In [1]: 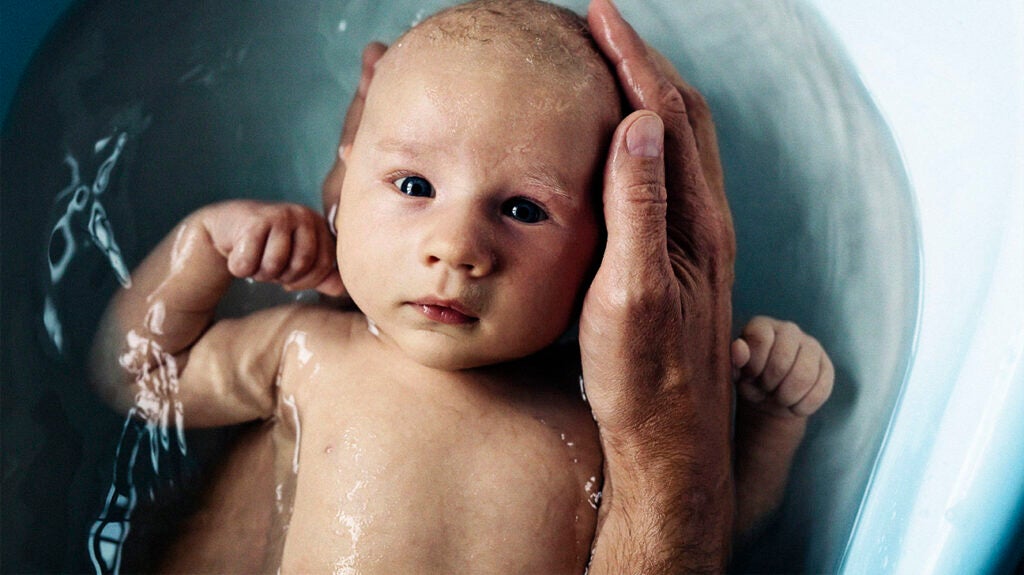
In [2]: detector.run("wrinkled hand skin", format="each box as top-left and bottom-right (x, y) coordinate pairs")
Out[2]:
(580, 0), (737, 572)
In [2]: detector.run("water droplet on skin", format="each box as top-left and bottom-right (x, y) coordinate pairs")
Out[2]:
(281, 394), (301, 474)
(284, 331), (313, 366)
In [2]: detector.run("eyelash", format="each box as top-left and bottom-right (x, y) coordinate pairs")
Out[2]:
(501, 197), (548, 224)
(390, 175), (550, 224)
(394, 175), (434, 198)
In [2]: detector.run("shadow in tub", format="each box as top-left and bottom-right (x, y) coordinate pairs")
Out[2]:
(0, 0), (919, 572)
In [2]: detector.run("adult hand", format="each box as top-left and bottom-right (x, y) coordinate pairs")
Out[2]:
(321, 41), (389, 220)
(580, 0), (737, 572)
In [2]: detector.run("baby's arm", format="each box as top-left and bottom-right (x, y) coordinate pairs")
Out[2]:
(731, 316), (834, 541)
(90, 200), (342, 426)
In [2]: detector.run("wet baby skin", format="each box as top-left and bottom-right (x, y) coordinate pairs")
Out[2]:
(92, 4), (622, 572)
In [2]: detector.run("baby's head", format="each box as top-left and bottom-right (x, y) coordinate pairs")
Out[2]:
(331, 0), (622, 370)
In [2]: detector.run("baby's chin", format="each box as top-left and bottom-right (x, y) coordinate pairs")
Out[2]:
(402, 341), (529, 373)
(392, 330), (560, 373)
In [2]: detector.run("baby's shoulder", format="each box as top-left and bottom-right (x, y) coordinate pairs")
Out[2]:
(261, 302), (368, 348)
(260, 303), (370, 391)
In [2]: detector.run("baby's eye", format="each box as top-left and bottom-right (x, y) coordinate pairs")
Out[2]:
(395, 176), (434, 197)
(501, 197), (548, 224)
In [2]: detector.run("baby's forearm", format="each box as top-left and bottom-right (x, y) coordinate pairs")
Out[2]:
(90, 206), (234, 411)
(733, 404), (806, 541)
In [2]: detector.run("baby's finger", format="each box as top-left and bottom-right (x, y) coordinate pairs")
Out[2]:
(731, 338), (751, 369)
(227, 222), (271, 279)
(257, 224), (294, 281)
(758, 322), (802, 393)
(285, 221), (337, 292)
(279, 222), (318, 285)
(737, 317), (775, 380)
(731, 338), (750, 383)
(773, 341), (822, 407)
(790, 354), (835, 417)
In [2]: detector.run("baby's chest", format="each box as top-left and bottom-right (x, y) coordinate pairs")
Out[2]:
(294, 388), (600, 512)
(281, 379), (601, 572)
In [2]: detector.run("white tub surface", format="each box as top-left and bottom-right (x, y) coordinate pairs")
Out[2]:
(808, 1), (1024, 572)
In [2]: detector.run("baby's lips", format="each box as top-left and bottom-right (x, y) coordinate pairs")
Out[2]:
(410, 297), (480, 325)
(416, 303), (478, 325)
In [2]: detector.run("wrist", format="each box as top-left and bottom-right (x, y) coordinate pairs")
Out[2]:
(592, 473), (733, 574)
(735, 401), (808, 443)
(594, 407), (734, 573)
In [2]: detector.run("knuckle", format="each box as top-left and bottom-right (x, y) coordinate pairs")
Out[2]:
(228, 253), (258, 278)
(290, 251), (314, 271)
(762, 361), (789, 388)
(776, 321), (803, 342)
(793, 377), (832, 416)
(604, 272), (676, 319)
(657, 79), (688, 119)
(789, 357), (819, 388)
(262, 251), (289, 275)
(742, 316), (775, 344)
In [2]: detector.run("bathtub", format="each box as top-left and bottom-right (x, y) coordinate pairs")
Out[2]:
(1, 1), (1021, 572)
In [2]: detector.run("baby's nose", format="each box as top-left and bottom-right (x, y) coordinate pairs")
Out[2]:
(422, 214), (496, 278)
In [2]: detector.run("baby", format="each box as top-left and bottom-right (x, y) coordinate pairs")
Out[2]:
(90, 0), (832, 572)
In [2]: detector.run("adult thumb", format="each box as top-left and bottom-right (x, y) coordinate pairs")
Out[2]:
(601, 111), (671, 279)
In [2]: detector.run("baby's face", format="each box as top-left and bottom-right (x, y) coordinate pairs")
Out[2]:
(334, 39), (616, 370)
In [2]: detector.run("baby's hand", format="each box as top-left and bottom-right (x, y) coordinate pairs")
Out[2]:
(731, 316), (834, 419)
(202, 200), (344, 296)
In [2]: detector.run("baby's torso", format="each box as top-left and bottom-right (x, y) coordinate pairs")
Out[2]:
(162, 310), (602, 574)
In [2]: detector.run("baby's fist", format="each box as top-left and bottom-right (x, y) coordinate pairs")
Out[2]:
(731, 316), (834, 418)
(201, 200), (344, 296)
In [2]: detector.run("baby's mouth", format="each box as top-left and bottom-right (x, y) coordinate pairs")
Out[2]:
(409, 299), (479, 326)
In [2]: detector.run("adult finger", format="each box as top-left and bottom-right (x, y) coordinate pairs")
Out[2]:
(599, 111), (672, 288)
(321, 41), (388, 215)
(644, 45), (726, 203)
(341, 42), (388, 150)
(588, 0), (731, 265)
(588, 0), (701, 191)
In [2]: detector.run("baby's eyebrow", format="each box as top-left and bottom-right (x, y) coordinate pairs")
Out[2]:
(522, 169), (574, 203)
(372, 137), (441, 157)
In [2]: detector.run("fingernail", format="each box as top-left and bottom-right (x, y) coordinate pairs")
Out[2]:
(626, 114), (663, 158)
